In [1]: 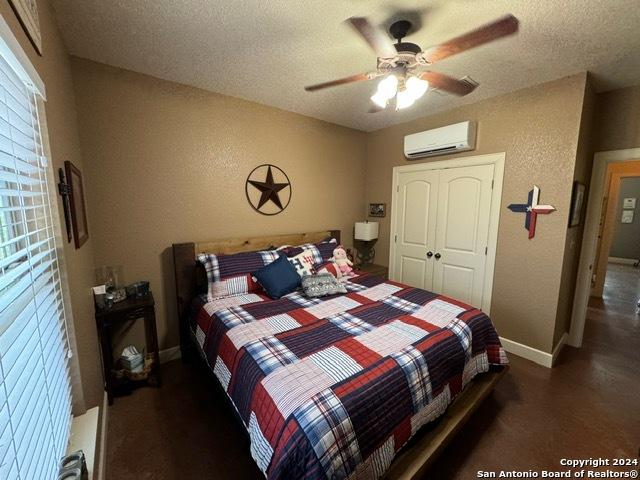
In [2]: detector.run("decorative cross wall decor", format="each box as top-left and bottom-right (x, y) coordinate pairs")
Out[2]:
(507, 185), (556, 239)
(57, 168), (72, 243)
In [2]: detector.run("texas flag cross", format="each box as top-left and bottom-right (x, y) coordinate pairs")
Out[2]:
(507, 185), (556, 239)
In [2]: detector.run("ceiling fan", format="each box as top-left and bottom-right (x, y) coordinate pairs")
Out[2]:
(305, 14), (519, 111)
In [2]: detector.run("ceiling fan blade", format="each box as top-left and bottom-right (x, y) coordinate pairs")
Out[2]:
(305, 72), (376, 92)
(422, 14), (519, 64)
(346, 17), (396, 58)
(418, 71), (477, 96)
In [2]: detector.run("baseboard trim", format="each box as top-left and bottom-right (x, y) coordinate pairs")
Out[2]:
(97, 392), (108, 480)
(551, 332), (568, 366)
(159, 346), (181, 364)
(608, 256), (638, 265)
(499, 336), (553, 368)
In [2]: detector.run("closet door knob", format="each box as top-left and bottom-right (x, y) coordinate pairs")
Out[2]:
(426, 251), (433, 258)
(434, 253), (441, 260)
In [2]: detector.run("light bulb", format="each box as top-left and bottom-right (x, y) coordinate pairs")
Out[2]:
(406, 76), (429, 100)
(377, 75), (398, 99)
(396, 89), (415, 109)
(370, 90), (388, 109)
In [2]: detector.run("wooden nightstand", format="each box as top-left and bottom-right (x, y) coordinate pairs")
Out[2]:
(356, 263), (389, 279)
(95, 292), (161, 404)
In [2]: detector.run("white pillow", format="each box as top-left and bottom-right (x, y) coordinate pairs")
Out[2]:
(287, 251), (316, 278)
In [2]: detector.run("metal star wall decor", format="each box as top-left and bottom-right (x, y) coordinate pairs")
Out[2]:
(245, 164), (292, 215)
(507, 185), (556, 239)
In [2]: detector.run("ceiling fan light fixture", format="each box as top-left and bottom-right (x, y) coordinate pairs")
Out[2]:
(406, 76), (429, 99)
(370, 90), (389, 109)
(376, 75), (398, 100)
(396, 88), (416, 110)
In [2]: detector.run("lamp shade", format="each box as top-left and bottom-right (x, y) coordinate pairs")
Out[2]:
(355, 221), (379, 241)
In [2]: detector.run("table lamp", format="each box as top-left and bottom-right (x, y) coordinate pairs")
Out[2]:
(354, 221), (379, 266)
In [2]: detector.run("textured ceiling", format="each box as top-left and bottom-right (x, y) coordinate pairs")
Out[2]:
(51, 0), (640, 132)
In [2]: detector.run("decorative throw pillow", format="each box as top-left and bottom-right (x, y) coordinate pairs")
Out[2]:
(287, 251), (316, 278)
(301, 273), (348, 298)
(314, 260), (339, 279)
(279, 238), (337, 264)
(197, 249), (280, 300)
(208, 274), (261, 299)
(253, 254), (301, 299)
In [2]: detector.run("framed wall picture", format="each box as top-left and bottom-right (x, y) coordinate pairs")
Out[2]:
(569, 182), (586, 228)
(8, 0), (42, 55)
(368, 203), (386, 218)
(64, 161), (89, 248)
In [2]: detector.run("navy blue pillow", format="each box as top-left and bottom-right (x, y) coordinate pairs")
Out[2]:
(253, 253), (301, 299)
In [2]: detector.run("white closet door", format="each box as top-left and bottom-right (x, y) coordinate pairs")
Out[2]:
(432, 163), (494, 307)
(392, 170), (439, 290)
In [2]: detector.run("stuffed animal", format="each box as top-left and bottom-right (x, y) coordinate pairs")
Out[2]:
(330, 246), (353, 277)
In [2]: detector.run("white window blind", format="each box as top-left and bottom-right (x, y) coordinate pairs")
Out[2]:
(0, 36), (72, 480)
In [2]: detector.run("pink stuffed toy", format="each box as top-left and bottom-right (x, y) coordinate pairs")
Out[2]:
(330, 246), (353, 277)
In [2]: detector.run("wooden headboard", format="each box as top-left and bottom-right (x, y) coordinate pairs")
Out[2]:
(172, 230), (340, 358)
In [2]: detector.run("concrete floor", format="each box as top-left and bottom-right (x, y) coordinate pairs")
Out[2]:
(105, 265), (640, 479)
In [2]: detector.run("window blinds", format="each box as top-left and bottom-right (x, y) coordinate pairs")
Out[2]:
(0, 46), (71, 479)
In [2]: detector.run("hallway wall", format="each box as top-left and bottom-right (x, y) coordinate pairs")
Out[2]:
(594, 85), (640, 152)
(610, 176), (640, 260)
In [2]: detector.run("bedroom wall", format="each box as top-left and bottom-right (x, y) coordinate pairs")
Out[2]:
(365, 73), (589, 354)
(0, 1), (103, 411)
(70, 58), (367, 351)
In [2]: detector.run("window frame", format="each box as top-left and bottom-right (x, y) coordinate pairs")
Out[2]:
(0, 10), (84, 479)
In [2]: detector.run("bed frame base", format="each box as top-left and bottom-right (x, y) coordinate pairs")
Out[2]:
(385, 365), (508, 479)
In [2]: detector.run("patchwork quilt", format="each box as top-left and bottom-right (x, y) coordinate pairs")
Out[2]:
(190, 272), (508, 480)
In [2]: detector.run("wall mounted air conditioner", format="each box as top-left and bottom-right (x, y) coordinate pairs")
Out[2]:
(404, 121), (477, 159)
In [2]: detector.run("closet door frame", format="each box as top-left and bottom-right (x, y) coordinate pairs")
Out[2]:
(389, 152), (505, 314)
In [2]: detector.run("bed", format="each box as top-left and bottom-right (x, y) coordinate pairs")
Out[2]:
(173, 230), (508, 480)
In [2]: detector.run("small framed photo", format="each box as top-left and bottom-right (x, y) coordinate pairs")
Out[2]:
(568, 182), (586, 228)
(369, 203), (386, 218)
(65, 161), (89, 248)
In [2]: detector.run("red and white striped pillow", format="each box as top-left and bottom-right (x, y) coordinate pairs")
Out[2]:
(197, 249), (280, 300)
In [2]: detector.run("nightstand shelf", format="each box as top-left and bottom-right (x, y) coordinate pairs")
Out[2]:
(95, 292), (161, 404)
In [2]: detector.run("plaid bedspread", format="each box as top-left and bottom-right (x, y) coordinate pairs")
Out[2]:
(190, 272), (507, 479)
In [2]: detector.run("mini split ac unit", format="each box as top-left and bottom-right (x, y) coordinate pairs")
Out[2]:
(404, 121), (477, 159)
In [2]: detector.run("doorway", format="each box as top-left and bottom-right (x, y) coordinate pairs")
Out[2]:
(590, 161), (640, 298)
(570, 148), (640, 347)
(388, 152), (504, 314)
